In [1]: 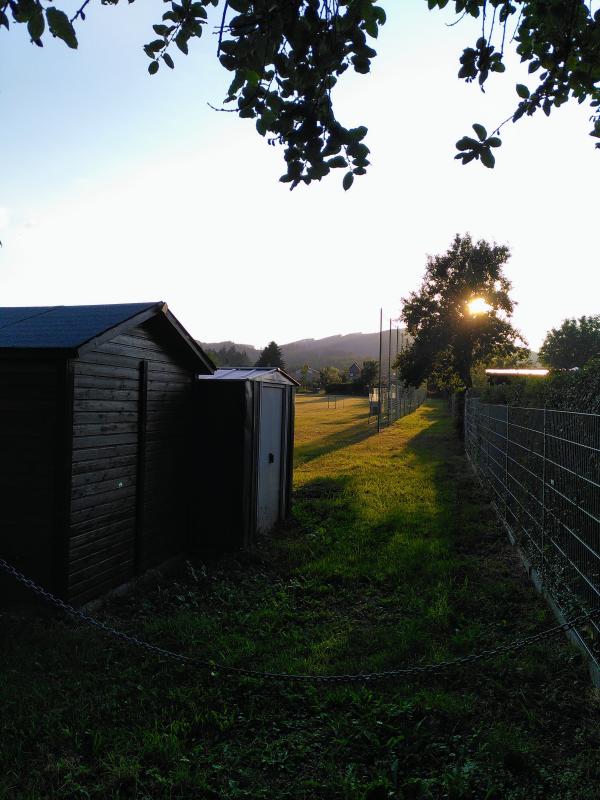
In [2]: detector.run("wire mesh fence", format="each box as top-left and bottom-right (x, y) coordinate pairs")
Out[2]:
(368, 383), (427, 427)
(465, 394), (600, 661)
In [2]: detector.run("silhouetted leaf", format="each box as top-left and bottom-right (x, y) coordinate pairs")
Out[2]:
(46, 7), (77, 48)
(27, 12), (44, 41)
(480, 148), (495, 168)
(472, 123), (487, 141)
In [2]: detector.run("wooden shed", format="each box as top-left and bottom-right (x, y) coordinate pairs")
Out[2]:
(0, 302), (213, 606)
(194, 367), (298, 552)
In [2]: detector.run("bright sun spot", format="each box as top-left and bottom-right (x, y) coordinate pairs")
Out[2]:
(467, 297), (492, 315)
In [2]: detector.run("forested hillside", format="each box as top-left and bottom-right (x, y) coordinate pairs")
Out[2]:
(201, 329), (410, 372)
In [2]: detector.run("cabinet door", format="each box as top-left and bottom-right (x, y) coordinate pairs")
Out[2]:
(257, 385), (285, 533)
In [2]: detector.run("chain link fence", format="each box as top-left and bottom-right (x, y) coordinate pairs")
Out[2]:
(465, 394), (600, 667)
(369, 384), (427, 428)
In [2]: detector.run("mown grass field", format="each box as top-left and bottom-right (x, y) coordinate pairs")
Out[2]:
(1, 397), (600, 799)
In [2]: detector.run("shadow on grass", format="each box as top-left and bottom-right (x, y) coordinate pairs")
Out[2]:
(294, 413), (376, 468)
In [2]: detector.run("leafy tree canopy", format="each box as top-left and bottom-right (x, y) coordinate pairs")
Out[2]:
(255, 340), (285, 368)
(319, 365), (341, 385)
(207, 344), (252, 366)
(397, 233), (525, 389)
(538, 314), (600, 369)
(359, 359), (378, 387)
(436, 0), (600, 169)
(2, 1), (599, 187)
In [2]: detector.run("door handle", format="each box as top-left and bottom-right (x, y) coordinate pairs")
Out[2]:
(268, 452), (275, 464)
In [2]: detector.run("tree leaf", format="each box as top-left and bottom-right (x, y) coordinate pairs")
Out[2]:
(175, 31), (189, 55)
(480, 148), (495, 169)
(46, 7), (77, 49)
(148, 60), (159, 75)
(343, 172), (354, 191)
(27, 13), (45, 41)
(516, 83), (530, 99)
(349, 126), (368, 141)
(472, 123), (487, 141)
(163, 52), (174, 69)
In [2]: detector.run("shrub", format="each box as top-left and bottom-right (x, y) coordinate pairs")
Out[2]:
(324, 382), (368, 396)
(476, 358), (600, 413)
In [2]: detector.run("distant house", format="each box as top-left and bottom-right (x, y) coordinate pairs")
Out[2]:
(348, 362), (361, 380)
(293, 366), (320, 385)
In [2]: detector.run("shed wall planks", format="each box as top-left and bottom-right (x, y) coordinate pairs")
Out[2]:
(67, 319), (195, 603)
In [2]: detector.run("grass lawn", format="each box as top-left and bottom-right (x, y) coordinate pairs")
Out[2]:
(1, 397), (599, 799)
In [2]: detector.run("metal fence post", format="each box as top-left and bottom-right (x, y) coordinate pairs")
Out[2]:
(486, 402), (490, 482)
(505, 404), (509, 521)
(541, 405), (547, 587)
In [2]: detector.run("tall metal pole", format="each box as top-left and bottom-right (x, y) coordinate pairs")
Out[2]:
(396, 326), (400, 419)
(377, 308), (382, 433)
(388, 318), (392, 424)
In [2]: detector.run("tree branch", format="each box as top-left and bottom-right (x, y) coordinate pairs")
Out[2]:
(70, 0), (92, 25)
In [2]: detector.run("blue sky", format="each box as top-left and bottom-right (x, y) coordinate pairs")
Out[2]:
(1, 1), (598, 349)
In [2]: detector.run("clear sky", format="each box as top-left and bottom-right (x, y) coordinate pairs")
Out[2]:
(1, 1), (598, 350)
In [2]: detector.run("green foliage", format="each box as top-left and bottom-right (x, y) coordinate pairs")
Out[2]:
(429, 0), (600, 167)
(326, 360), (379, 396)
(299, 363), (310, 387)
(319, 365), (341, 386)
(397, 233), (525, 389)
(255, 339), (285, 368)
(418, 348), (465, 394)
(539, 314), (600, 369)
(324, 381), (366, 395)
(359, 359), (378, 387)
(480, 357), (600, 413)
(3, 0), (600, 183)
(208, 343), (252, 367)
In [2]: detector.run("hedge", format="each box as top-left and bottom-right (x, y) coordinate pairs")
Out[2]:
(476, 358), (600, 414)
(324, 382), (368, 396)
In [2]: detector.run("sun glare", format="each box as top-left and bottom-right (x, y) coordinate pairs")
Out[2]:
(467, 297), (491, 316)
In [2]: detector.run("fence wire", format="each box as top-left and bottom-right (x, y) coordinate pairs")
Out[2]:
(465, 395), (600, 660)
(369, 384), (427, 428)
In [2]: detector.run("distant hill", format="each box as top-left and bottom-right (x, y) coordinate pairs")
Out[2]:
(200, 330), (410, 372)
(199, 341), (261, 367)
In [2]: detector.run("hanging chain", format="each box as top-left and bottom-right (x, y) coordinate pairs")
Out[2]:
(1, 557), (598, 685)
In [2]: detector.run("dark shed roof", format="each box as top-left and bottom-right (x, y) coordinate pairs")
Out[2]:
(0, 302), (214, 370)
(0, 302), (161, 349)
